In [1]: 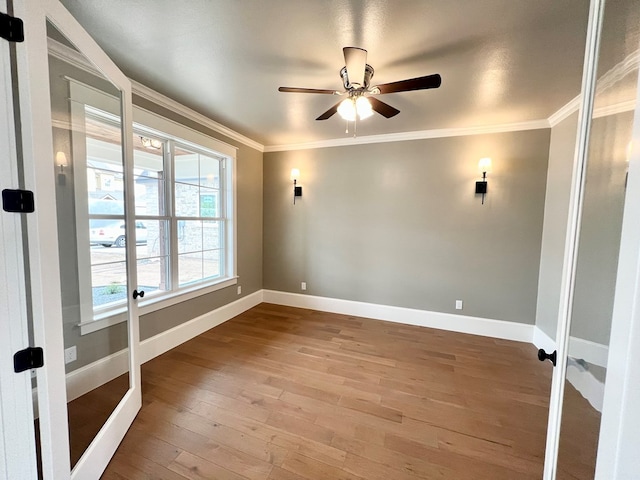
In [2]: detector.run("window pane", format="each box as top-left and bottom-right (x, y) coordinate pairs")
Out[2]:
(91, 261), (127, 308)
(137, 257), (169, 294)
(174, 148), (199, 186)
(203, 221), (221, 250)
(199, 188), (220, 217)
(133, 137), (164, 216)
(136, 220), (168, 259)
(204, 249), (221, 279)
(178, 252), (203, 286)
(200, 156), (220, 188)
(177, 220), (203, 254)
(175, 182), (200, 217)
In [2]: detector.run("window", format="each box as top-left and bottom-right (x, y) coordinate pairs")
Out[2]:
(70, 84), (237, 334)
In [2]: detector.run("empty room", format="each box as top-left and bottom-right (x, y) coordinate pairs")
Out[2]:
(2, 0), (640, 479)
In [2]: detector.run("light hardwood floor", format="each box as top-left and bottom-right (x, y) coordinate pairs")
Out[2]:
(88, 303), (598, 479)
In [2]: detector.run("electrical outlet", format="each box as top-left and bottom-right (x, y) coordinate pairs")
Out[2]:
(301, 282), (307, 291)
(237, 285), (242, 295)
(64, 346), (77, 364)
(455, 300), (463, 310)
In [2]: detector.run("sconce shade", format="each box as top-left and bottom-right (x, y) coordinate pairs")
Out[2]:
(478, 157), (492, 173)
(290, 168), (300, 182)
(56, 151), (68, 167)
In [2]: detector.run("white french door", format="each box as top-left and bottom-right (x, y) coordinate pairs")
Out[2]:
(0, 0), (39, 478)
(7, 0), (142, 478)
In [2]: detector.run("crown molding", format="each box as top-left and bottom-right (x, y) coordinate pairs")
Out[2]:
(263, 119), (551, 153)
(548, 49), (640, 127)
(593, 99), (637, 118)
(548, 95), (581, 127)
(48, 36), (639, 154)
(130, 81), (264, 152)
(47, 38), (265, 152)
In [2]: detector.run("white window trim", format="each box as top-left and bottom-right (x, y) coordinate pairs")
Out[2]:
(68, 79), (238, 336)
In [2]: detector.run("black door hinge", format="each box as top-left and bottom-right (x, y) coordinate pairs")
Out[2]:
(2, 189), (35, 213)
(0, 11), (24, 43)
(14, 347), (44, 373)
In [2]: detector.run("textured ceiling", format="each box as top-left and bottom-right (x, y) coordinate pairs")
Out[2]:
(58, 0), (594, 146)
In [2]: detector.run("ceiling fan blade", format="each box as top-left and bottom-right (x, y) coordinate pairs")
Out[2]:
(343, 47), (367, 88)
(316, 101), (342, 120)
(373, 74), (442, 94)
(279, 87), (339, 94)
(368, 97), (400, 118)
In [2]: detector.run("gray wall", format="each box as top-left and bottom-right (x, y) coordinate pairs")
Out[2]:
(571, 111), (632, 345)
(50, 55), (263, 372)
(535, 112), (579, 340)
(535, 111), (633, 346)
(264, 129), (551, 324)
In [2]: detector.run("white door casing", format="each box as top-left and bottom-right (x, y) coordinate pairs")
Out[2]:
(0, 0), (39, 478)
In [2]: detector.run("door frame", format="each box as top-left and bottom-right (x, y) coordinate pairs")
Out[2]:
(12, 0), (141, 478)
(0, 0), (39, 478)
(542, 0), (606, 477)
(595, 45), (640, 479)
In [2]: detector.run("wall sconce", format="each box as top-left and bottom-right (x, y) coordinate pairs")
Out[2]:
(56, 151), (68, 173)
(290, 168), (302, 204)
(475, 157), (492, 204)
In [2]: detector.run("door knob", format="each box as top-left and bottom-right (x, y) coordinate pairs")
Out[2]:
(132, 289), (145, 300)
(538, 348), (557, 366)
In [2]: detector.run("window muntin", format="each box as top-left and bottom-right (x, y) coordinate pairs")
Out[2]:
(174, 144), (224, 287)
(80, 109), (233, 321)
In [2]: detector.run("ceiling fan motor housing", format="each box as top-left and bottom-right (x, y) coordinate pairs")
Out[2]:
(340, 64), (374, 90)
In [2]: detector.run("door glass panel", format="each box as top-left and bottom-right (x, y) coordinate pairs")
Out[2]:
(556, 1), (640, 477)
(47, 21), (131, 469)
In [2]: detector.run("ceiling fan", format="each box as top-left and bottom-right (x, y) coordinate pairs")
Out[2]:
(279, 47), (441, 122)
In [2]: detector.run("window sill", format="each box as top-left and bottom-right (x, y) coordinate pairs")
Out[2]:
(78, 276), (238, 335)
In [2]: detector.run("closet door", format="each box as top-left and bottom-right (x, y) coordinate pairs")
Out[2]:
(13, 1), (141, 478)
(543, 0), (640, 477)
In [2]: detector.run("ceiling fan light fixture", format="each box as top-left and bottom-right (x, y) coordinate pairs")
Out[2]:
(338, 98), (357, 121)
(356, 96), (373, 119)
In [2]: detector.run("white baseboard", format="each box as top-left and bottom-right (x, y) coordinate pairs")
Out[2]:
(55, 290), (609, 416)
(569, 336), (608, 368)
(566, 359), (605, 412)
(263, 290), (534, 343)
(533, 326), (556, 352)
(532, 326), (609, 368)
(36, 290), (263, 413)
(139, 289), (263, 363)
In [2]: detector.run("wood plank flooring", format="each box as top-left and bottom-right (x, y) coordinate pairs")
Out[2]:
(89, 303), (597, 479)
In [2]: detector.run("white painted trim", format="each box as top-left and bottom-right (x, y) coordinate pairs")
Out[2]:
(39, 290), (263, 410)
(532, 327), (608, 368)
(139, 289), (262, 363)
(131, 81), (264, 152)
(566, 359), (604, 412)
(0, 0), (39, 473)
(263, 290), (534, 343)
(548, 49), (640, 127)
(593, 99), (637, 119)
(595, 41), (640, 480)
(533, 326), (556, 353)
(549, 95), (582, 127)
(47, 37), (265, 153)
(263, 120), (551, 153)
(543, 0), (605, 477)
(569, 336), (608, 368)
